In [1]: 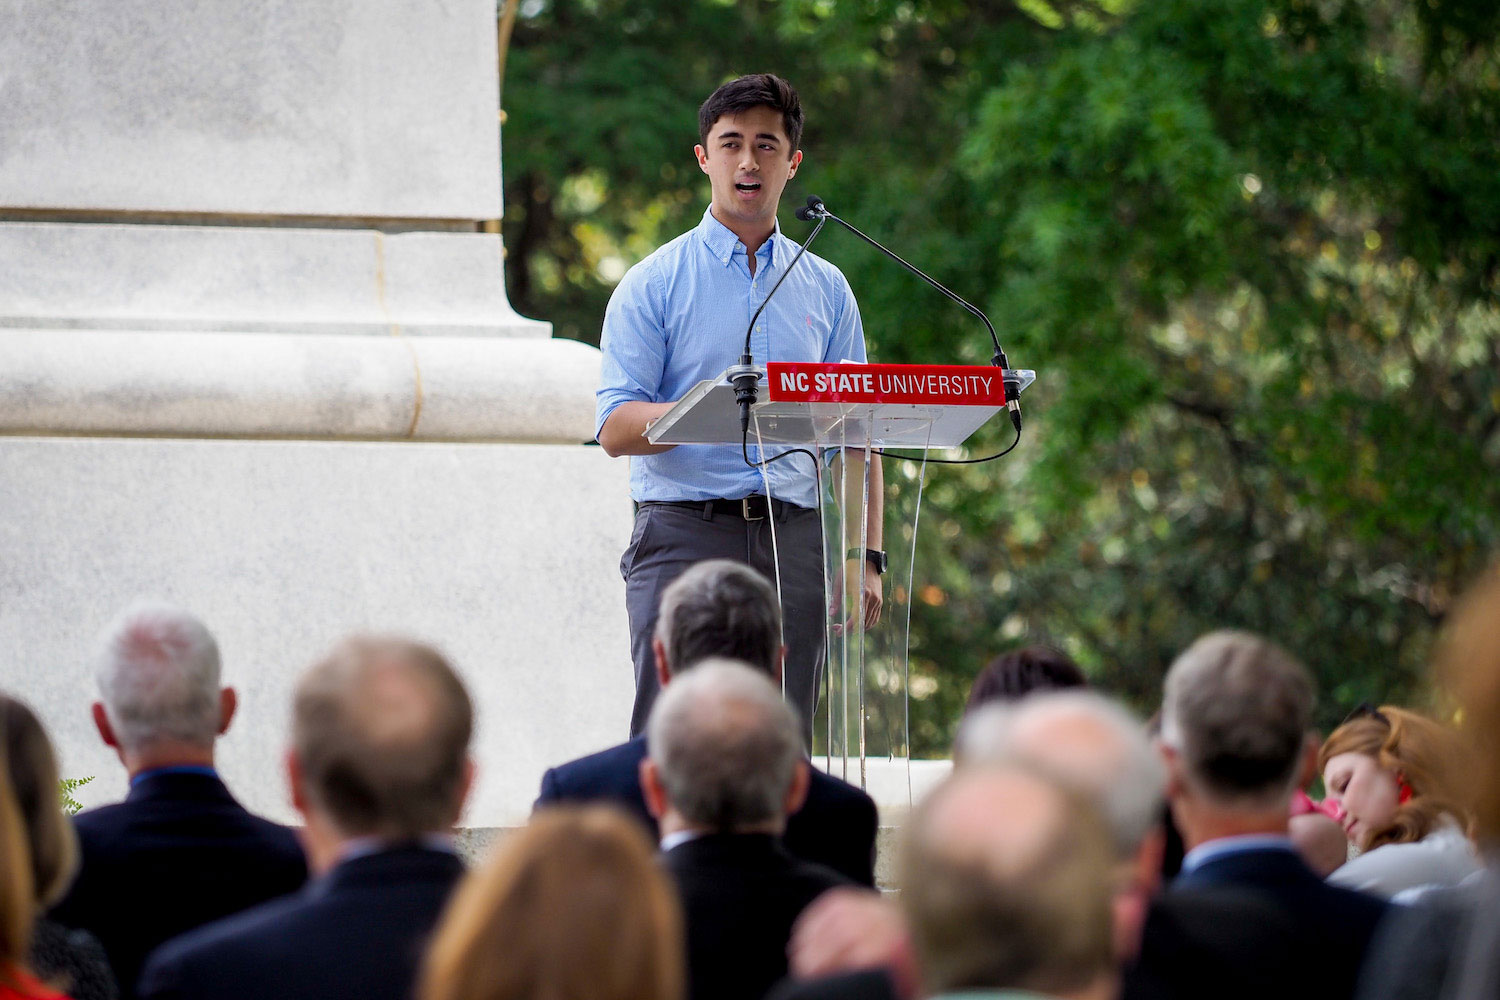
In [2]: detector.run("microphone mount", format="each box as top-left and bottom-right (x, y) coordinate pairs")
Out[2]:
(805, 199), (1023, 433)
(734, 206), (830, 435)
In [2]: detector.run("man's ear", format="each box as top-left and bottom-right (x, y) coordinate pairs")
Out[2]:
(787, 148), (802, 178)
(783, 759), (811, 818)
(694, 144), (709, 173)
(217, 687), (238, 735)
(1156, 740), (1184, 800)
(91, 702), (118, 749)
(640, 757), (668, 821)
(287, 749), (309, 818)
(653, 637), (672, 689)
(451, 757), (476, 826)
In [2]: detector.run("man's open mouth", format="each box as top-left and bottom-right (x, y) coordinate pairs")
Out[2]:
(735, 181), (762, 192)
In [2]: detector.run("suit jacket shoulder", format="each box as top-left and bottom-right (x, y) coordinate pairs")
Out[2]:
(665, 835), (854, 1000)
(1354, 880), (1480, 1000)
(537, 742), (880, 886)
(788, 769), (878, 887)
(534, 736), (656, 834)
(49, 773), (307, 1000)
(1167, 847), (1387, 999)
(138, 847), (465, 1000)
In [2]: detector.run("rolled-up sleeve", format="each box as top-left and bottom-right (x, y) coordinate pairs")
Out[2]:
(595, 260), (667, 439)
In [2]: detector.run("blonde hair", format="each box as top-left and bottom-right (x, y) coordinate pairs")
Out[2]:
(1, 695), (78, 909)
(0, 723), (37, 986)
(419, 806), (684, 1000)
(1318, 705), (1473, 850)
(1437, 565), (1500, 843)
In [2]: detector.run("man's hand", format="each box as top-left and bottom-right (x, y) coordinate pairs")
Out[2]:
(830, 557), (882, 635)
(787, 889), (917, 998)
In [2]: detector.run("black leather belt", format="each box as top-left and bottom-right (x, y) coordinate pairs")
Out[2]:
(644, 496), (807, 521)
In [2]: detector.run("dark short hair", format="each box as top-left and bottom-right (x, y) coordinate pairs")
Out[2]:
(655, 560), (781, 675)
(965, 646), (1087, 713)
(698, 74), (803, 154)
(294, 636), (473, 839)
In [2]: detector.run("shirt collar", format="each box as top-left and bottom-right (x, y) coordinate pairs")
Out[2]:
(129, 764), (218, 787)
(1180, 833), (1296, 874)
(660, 829), (704, 853)
(697, 206), (785, 269)
(336, 833), (458, 864)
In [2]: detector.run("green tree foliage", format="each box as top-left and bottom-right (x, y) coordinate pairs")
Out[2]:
(502, 0), (1500, 754)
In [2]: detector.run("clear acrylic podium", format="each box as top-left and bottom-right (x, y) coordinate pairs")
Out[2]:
(648, 361), (1035, 793)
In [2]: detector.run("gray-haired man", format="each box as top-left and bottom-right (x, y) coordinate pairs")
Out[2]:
(537, 559), (878, 885)
(49, 602), (307, 1000)
(643, 659), (854, 1000)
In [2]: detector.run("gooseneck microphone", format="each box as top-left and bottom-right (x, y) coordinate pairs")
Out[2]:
(729, 202), (830, 438)
(796, 196), (1023, 434)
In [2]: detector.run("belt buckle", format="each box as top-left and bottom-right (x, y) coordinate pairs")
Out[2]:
(742, 497), (766, 521)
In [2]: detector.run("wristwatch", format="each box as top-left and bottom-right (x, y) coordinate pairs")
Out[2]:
(845, 547), (888, 575)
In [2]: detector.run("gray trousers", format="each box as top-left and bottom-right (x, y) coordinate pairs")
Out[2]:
(622, 501), (827, 746)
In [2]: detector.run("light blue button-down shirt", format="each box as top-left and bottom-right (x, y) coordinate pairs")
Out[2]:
(596, 207), (867, 509)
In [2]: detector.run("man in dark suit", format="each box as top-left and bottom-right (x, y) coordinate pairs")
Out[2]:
(1157, 631), (1388, 999)
(775, 687), (1353, 1000)
(537, 559), (878, 885)
(48, 602), (308, 999)
(136, 635), (474, 1000)
(644, 659), (854, 1000)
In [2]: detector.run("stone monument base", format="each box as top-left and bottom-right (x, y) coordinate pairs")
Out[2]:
(0, 435), (634, 827)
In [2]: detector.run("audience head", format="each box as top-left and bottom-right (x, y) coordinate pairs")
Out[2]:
(1160, 630), (1316, 811)
(956, 692), (1165, 861)
(1288, 810), (1351, 878)
(1439, 564), (1500, 844)
(93, 601), (232, 758)
(653, 560), (782, 680)
(902, 765), (1116, 998)
(291, 635), (474, 841)
(419, 806), (683, 1000)
(965, 646), (1087, 714)
(1318, 705), (1472, 851)
(643, 659), (805, 834)
(0, 695), (77, 910)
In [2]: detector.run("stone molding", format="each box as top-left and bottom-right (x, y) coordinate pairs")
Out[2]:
(0, 329), (601, 443)
(0, 223), (547, 339)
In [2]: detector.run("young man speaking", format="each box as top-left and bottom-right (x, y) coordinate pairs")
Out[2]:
(595, 74), (883, 744)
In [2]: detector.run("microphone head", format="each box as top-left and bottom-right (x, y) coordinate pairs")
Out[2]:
(794, 206), (815, 221)
(805, 194), (823, 209)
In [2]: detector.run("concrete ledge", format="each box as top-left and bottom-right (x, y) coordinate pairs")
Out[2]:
(0, 223), (547, 338)
(0, 329), (600, 442)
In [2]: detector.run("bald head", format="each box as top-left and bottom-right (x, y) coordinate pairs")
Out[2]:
(293, 636), (473, 839)
(955, 692), (1165, 858)
(903, 766), (1116, 996)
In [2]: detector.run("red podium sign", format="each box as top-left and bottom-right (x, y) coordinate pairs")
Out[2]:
(766, 362), (1007, 406)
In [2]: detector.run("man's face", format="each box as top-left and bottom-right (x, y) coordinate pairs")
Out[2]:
(695, 106), (802, 237)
